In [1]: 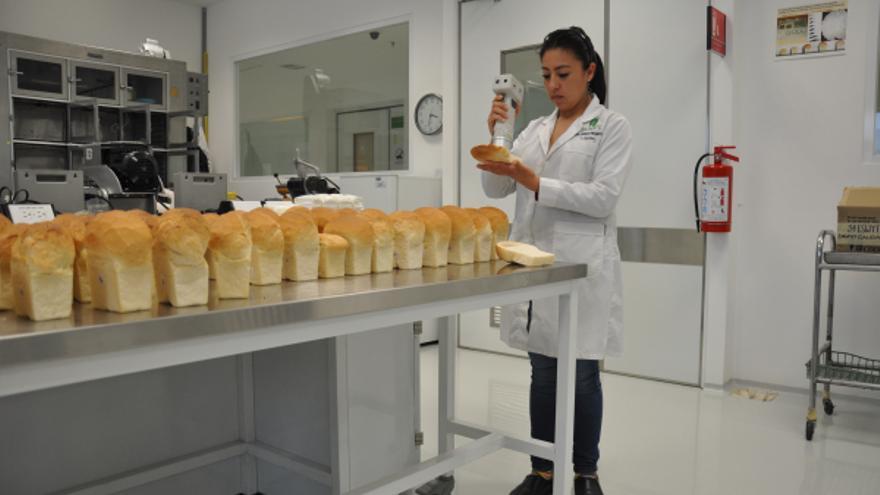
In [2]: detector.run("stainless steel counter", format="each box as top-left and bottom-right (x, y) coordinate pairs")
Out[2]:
(0, 261), (585, 370)
(0, 261), (587, 495)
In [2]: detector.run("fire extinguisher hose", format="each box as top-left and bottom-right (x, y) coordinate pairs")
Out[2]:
(693, 153), (712, 233)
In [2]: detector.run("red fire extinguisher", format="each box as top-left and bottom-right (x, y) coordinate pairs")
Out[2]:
(693, 146), (739, 233)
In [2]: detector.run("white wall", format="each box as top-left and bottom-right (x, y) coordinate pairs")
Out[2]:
(703, 0), (738, 389)
(207, 0), (444, 182)
(730, 0), (880, 390)
(0, 0), (202, 71)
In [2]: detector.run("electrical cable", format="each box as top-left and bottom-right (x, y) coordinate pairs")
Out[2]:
(324, 176), (340, 193)
(693, 153), (712, 233)
(0, 186), (32, 205)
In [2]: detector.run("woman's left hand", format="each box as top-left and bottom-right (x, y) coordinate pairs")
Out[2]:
(477, 158), (540, 192)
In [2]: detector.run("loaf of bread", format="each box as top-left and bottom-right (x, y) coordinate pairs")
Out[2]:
(153, 213), (210, 307)
(249, 207), (280, 220)
(208, 212), (252, 299)
(388, 211), (425, 270)
(86, 211), (154, 313)
(318, 233), (348, 278)
(127, 208), (159, 231)
(465, 208), (493, 262)
(414, 207), (451, 268)
(246, 210), (284, 285)
(470, 144), (519, 164)
(496, 241), (555, 267)
(279, 212), (319, 281)
(308, 207), (340, 233)
(0, 224), (27, 310)
(358, 212), (393, 273)
(359, 208), (388, 222)
(440, 206), (476, 265)
(202, 212), (220, 225)
(324, 216), (374, 275)
(164, 207), (201, 219)
(478, 206), (510, 260)
(11, 223), (75, 321)
(202, 213), (220, 279)
(53, 214), (92, 303)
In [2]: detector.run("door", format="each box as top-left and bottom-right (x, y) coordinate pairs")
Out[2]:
(457, 0), (605, 357)
(121, 69), (167, 111)
(457, 0), (709, 385)
(353, 132), (374, 172)
(70, 61), (119, 105)
(601, 0), (707, 385)
(10, 51), (68, 100)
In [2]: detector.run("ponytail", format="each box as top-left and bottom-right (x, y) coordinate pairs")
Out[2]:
(540, 26), (607, 105)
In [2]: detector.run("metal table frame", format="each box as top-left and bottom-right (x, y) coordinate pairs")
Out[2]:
(806, 231), (880, 441)
(0, 262), (585, 495)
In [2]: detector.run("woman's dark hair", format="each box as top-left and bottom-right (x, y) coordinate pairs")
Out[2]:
(540, 26), (607, 105)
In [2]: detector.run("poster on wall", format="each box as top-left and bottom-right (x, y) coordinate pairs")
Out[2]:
(775, 1), (847, 59)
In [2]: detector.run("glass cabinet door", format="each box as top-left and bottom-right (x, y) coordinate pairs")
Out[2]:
(121, 69), (167, 110)
(71, 62), (119, 104)
(10, 51), (68, 100)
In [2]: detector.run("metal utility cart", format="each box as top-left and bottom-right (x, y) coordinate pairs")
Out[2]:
(805, 231), (880, 440)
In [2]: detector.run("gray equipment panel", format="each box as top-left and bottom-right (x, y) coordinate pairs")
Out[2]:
(187, 71), (209, 116)
(15, 168), (84, 212)
(1, 30), (191, 191)
(173, 172), (227, 212)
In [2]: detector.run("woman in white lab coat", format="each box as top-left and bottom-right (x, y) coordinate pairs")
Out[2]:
(480, 27), (632, 495)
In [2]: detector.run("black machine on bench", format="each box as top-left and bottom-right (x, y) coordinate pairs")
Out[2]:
(83, 147), (163, 213)
(83, 146), (226, 214)
(285, 148), (340, 197)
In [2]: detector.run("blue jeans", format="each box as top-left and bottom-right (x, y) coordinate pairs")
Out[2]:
(528, 352), (602, 475)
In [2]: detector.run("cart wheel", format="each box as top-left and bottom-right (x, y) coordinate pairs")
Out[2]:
(806, 420), (816, 441)
(823, 398), (835, 416)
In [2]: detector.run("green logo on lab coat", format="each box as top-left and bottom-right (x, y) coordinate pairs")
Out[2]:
(587, 117), (599, 130)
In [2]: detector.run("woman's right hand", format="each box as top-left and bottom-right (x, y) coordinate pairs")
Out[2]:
(487, 95), (518, 137)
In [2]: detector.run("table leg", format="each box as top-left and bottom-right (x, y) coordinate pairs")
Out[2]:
(415, 316), (458, 495)
(553, 291), (578, 495)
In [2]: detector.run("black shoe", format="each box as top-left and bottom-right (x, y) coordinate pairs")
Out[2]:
(573, 475), (603, 495)
(509, 473), (553, 495)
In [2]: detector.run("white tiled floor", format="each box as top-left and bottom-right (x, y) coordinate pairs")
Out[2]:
(418, 346), (880, 495)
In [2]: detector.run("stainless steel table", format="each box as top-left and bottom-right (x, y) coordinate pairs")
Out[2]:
(0, 261), (586, 495)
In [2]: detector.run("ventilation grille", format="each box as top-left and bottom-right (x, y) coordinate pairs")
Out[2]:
(489, 306), (502, 328)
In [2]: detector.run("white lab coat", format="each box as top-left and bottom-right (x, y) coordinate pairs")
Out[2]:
(482, 95), (632, 360)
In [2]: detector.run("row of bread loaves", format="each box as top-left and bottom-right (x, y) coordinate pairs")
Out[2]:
(0, 205), (513, 321)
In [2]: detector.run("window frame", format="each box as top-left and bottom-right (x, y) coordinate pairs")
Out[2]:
(232, 16), (413, 179)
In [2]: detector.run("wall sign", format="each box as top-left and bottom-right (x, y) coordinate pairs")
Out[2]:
(776, 1), (847, 59)
(708, 6), (727, 56)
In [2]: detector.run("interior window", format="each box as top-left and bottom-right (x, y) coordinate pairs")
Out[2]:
(237, 23), (409, 176)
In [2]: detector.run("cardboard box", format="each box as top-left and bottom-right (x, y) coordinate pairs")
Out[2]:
(837, 187), (880, 252)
